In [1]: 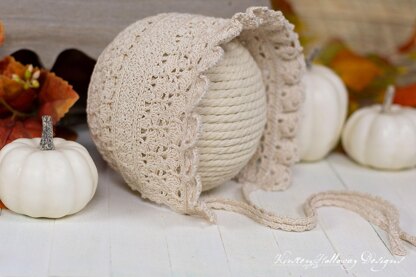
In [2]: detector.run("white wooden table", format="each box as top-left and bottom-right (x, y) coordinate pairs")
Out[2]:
(0, 125), (415, 277)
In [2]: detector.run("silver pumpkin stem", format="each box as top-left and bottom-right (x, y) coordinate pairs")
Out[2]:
(40, 115), (55, 150)
(382, 85), (395, 113)
(306, 47), (320, 69)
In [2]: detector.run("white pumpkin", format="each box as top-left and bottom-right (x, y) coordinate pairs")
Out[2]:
(0, 116), (98, 218)
(298, 63), (348, 161)
(342, 86), (416, 170)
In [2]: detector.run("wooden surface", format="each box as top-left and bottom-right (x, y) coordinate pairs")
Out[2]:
(0, 125), (415, 277)
(0, 0), (269, 68)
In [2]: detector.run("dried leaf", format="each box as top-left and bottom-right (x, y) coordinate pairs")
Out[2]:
(0, 75), (26, 101)
(0, 57), (40, 116)
(0, 56), (26, 79)
(0, 117), (42, 148)
(37, 71), (79, 123)
(398, 24), (416, 54)
(318, 40), (399, 115)
(0, 55), (78, 148)
(0, 21), (4, 46)
(394, 83), (416, 107)
(330, 48), (382, 92)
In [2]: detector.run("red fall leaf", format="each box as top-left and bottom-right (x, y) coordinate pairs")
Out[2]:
(0, 117), (42, 148)
(394, 83), (416, 107)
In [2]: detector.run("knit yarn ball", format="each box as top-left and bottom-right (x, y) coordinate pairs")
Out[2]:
(196, 39), (266, 190)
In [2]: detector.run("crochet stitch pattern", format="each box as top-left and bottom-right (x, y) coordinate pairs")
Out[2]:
(88, 7), (416, 255)
(87, 7), (303, 220)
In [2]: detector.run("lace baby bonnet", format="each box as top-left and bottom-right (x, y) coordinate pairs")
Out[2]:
(87, 7), (415, 255)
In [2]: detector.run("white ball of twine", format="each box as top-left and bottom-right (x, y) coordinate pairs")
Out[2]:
(196, 39), (267, 190)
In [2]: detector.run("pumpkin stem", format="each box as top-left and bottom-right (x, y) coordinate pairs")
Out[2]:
(382, 85), (395, 113)
(306, 48), (320, 69)
(40, 115), (55, 150)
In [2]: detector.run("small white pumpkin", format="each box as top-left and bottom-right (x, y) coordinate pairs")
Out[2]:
(0, 116), (98, 218)
(298, 52), (348, 161)
(342, 86), (416, 170)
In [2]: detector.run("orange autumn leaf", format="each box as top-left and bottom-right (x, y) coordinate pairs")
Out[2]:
(318, 40), (398, 115)
(0, 56), (78, 148)
(38, 71), (79, 123)
(0, 74), (28, 99)
(398, 24), (416, 54)
(0, 56), (27, 79)
(0, 57), (39, 115)
(330, 49), (382, 92)
(0, 21), (4, 46)
(394, 83), (416, 107)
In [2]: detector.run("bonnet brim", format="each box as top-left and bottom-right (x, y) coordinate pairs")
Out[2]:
(87, 7), (416, 256)
(173, 7), (305, 221)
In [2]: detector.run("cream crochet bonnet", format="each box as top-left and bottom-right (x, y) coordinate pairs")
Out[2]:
(87, 7), (416, 255)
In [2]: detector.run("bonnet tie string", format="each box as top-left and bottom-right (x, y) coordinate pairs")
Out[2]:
(205, 183), (416, 256)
